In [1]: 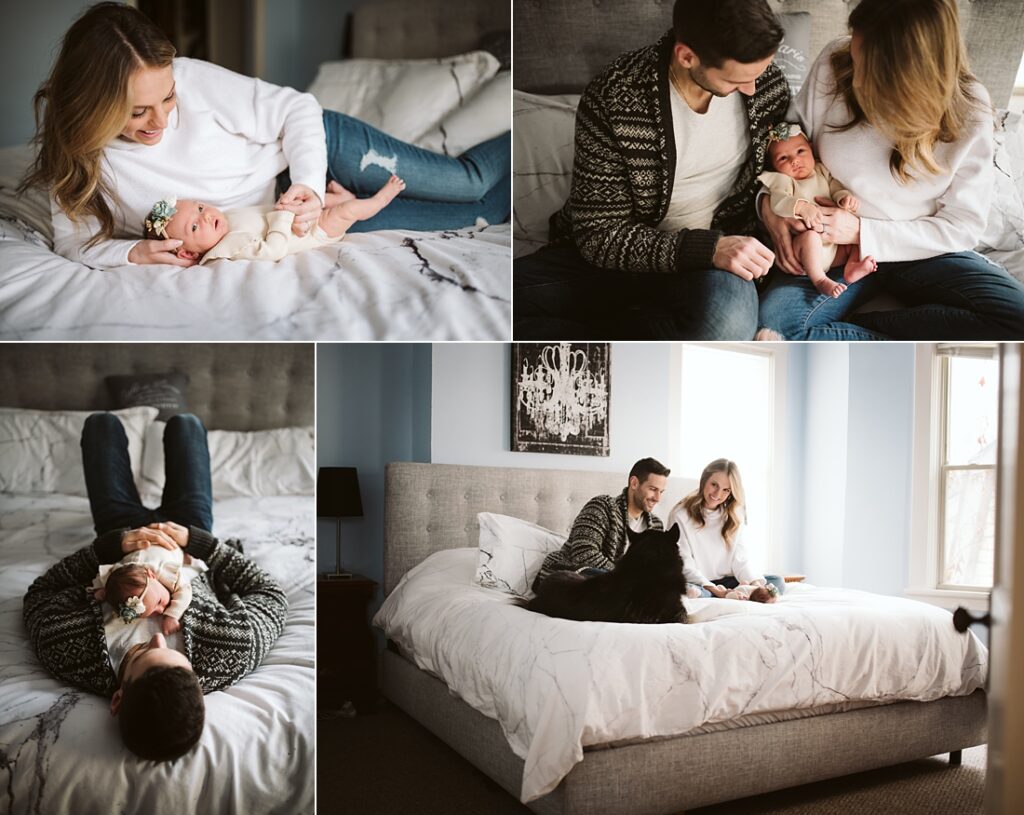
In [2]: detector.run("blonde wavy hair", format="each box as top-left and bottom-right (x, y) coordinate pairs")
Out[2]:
(673, 459), (746, 548)
(19, 2), (176, 248)
(828, 0), (985, 184)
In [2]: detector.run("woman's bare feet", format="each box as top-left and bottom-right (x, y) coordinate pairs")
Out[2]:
(843, 254), (878, 284)
(813, 276), (847, 298)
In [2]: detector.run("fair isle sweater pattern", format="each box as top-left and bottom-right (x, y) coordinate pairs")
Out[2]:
(23, 527), (288, 696)
(549, 31), (791, 274)
(536, 488), (665, 585)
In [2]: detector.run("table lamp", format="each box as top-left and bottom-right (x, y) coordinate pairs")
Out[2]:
(318, 466), (363, 579)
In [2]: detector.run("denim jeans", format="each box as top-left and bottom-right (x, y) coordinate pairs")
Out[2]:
(514, 242), (760, 340)
(758, 251), (1024, 340)
(81, 413), (213, 536)
(279, 111), (511, 231)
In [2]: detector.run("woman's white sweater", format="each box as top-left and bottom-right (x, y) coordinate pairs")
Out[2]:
(793, 37), (993, 262)
(51, 58), (327, 269)
(666, 505), (762, 586)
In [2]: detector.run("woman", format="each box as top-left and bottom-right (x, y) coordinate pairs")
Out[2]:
(20, 2), (510, 269)
(666, 459), (782, 597)
(757, 0), (1024, 340)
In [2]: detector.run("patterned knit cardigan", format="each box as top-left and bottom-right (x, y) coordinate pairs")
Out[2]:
(23, 527), (288, 696)
(535, 488), (665, 586)
(549, 30), (791, 274)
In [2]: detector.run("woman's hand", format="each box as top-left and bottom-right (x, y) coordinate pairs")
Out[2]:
(760, 196), (805, 276)
(815, 196), (861, 245)
(146, 521), (190, 549)
(121, 526), (180, 553)
(712, 235), (775, 281)
(706, 584), (729, 598)
(128, 239), (197, 267)
(275, 183), (323, 237)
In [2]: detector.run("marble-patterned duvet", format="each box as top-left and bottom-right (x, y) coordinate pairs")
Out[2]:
(374, 548), (988, 803)
(0, 492), (314, 815)
(0, 217), (510, 340)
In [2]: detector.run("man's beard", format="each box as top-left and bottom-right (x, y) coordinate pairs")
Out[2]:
(689, 64), (731, 98)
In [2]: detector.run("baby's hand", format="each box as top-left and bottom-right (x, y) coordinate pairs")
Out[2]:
(161, 616), (181, 635)
(837, 195), (860, 213)
(794, 200), (823, 231)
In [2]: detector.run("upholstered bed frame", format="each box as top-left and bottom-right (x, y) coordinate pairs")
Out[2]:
(514, 0), (1024, 108)
(350, 0), (508, 60)
(380, 461), (987, 814)
(0, 343), (314, 430)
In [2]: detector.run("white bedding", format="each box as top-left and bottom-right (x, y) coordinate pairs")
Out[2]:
(0, 492), (314, 815)
(374, 548), (988, 803)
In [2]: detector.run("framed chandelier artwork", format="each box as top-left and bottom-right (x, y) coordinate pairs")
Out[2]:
(511, 343), (610, 456)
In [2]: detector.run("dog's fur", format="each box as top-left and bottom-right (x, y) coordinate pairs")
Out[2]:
(523, 525), (687, 624)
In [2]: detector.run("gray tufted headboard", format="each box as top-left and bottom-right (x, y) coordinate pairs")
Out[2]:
(513, 0), (1024, 107)
(0, 343), (314, 431)
(382, 461), (697, 596)
(350, 0), (509, 60)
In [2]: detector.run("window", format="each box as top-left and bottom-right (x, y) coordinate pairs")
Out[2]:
(909, 344), (997, 608)
(670, 344), (784, 571)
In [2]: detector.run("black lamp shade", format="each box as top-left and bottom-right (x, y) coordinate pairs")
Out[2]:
(317, 467), (363, 518)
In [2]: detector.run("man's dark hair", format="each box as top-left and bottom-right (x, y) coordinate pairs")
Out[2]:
(118, 666), (205, 761)
(672, 0), (784, 68)
(629, 458), (671, 484)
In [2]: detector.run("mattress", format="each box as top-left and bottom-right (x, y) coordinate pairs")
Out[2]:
(373, 548), (988, 803)
(0, 492), (315, 815)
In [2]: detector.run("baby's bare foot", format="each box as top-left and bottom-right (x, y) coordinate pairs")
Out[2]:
(844, 255), (878, 284)
(814, 277), (847, 299)
(375, 175), (406, 206)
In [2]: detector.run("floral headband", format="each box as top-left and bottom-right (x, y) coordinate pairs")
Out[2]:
(765, 583), (780, 597)
(118, 593), (145, 623)
(144, 197), (178, 238)
(766, 122), (806, 144)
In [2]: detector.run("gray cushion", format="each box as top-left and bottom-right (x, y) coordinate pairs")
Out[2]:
(776, 12), (812, 96)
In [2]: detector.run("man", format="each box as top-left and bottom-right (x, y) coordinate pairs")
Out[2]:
(534, 457), (671, 587)
(22, 413), (287, 761)
(515, 0), (790, 340)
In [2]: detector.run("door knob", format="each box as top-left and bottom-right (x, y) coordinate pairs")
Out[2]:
(952, 606), (991, 633)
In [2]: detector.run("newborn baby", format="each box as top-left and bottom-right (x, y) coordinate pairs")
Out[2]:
(143, 176), (405, 264)
(758, 123), (877, 298)
(724, 584), (779, 603)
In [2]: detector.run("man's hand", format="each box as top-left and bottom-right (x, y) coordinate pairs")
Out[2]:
(712, 235), (775, 281)
(121, 526), (179, 553)
(815, 196), (861, 244)
(146, 521), (190, 549)
(760, 196), (805, 276)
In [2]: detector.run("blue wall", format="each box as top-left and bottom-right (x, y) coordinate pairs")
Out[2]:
(315, 344), (431, 592)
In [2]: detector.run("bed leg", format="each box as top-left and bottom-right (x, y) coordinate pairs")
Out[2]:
(950, 750), (962, 766)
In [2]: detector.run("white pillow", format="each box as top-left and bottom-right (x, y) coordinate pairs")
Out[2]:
(0, 406), (157, 496)
(307, 51), (500, 145)
(978, 109), (1024, 256)
(0, 144), (54, 245)
(418, 70), (511, 156)
(474, 511), (566, 598)
(512, 90), (580, 258)
(140, 422), (315, 501)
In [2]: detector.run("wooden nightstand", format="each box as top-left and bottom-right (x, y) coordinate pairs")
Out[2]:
(317, 574), (377, 713)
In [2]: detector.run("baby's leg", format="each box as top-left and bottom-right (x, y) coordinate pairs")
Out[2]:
(840, 244), (878, 284)
(318, 175), (406, 239)
(794, 230), (846, 298)
(322, 179), (357, 208)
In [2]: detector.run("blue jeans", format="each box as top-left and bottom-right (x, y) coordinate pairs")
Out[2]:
(279, 111), (510, 231)
(758, 251), (1024, 340)
(692, 575), (786, 597)
(81, 413), (213, 536)
(514, 242), (760, 340)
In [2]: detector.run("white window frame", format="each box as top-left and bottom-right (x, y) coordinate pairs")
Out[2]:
(668, 342), (788, 571)
(907, 344), (992, 611)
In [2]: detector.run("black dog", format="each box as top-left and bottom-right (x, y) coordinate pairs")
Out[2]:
(523, 525), (687, 624)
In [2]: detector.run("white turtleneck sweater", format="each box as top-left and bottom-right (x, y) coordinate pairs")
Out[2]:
(665, 504), (762, 586)
(792, 37), (993, 262)
(51, 57), (327, 269)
